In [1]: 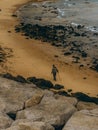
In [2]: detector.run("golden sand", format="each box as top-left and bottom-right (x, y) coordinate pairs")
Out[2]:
(0, 0), (98, 96)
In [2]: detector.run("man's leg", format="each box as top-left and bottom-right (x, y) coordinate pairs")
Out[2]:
(53, 73), (56, 81)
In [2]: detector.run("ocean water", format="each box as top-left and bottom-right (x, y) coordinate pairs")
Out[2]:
(17, 0), (98, 32)
(16, 0), (98, 64)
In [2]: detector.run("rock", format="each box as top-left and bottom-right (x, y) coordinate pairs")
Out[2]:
(72, 92), (98, 104)
(1, 73), (15, 81)
(1, 73), (27, 83)
(27, 77), (53, 89)
(0, 112), (13, 129)
(25, 91), (44, 108)
(35, 78), (53, 89)
(7, 120), (54, 130)
(15, 75), (27, 83)
(57, 90), (71, 97)
(64, 52), (72, 56)
(6, 126), (19, 130)
(72, 56), (80, 63)
(16, 94), (76, 127)
(27, 77), (38, 83)
(93, 64), (98, 72)
(0, 77), (42, 113)
(54, 94), (78, 106)
(53, 84), (64, 90)
(81, 51), (87, 58)
(77, 101), (98, 110)
(63, 109), (98, 130)
(79, 64), (84, 68)
(19, 122), (54, 130)
(0, 98), (6, 112)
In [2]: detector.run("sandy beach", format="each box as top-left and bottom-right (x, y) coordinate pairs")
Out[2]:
(0, 0), (98, 97)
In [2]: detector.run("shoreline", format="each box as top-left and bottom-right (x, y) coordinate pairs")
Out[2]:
(0, 0), (98, 97)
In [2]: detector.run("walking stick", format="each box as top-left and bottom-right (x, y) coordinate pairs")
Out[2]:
(58, 72), (61, 81)
(57, 72), (68, 91)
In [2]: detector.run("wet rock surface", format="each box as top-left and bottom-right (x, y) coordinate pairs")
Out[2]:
(15, 0), (98, 72)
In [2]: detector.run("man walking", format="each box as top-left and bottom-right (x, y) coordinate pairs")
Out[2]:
(51, 64), (58, 81)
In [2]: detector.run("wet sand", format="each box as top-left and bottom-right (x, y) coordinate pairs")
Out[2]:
(0, 0), (98, 97)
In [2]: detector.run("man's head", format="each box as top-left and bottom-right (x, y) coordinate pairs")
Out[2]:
(53, 64), (55, 67)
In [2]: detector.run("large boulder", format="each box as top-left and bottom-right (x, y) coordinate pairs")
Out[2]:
(6, 120), (54, 130)
(77, 101), (98, 110)
(63, 109), (98, 130)
(16, 94), (76, 127)
(6, 126), (19, 130)
(0, 77), (43, 113)
(54, 94), (78, 106)
(0, 98), (6, 112)
(25, 91), (44, 108)
(0, 112), (13, 129)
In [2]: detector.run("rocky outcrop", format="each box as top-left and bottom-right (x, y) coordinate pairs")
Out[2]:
(54, 94), (78, 106)
(0, 77), (43, 113)
(0, 112), (13, 129)
(63, 109), (98, 130)
(24, 91), (44, 108)
(15, 0), (98, 72)
(0, 76), (98, 130)
(6, 120), (54, 130)
(72, 92), (98, 104)
(15, 22), (98, 72)
(16, 93), (76, 127)
(77, 101), (98, 110)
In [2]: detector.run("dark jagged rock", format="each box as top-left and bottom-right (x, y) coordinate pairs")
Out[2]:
(81, 51), (87, 58)
(90, 58), (98, 72)
(64, 52), (72, 56)
(57, 90), (71, 97)
(15, 75), (27, 83)
(14, 23), (98, 72)
(79, 64), (84, 68)
(72, 92), (98, 104)
(1, 73), (16, 80)
(53, 84), (64, 90)
(34, 78), (53, 89)
(72, 56), (80, 63)
(67, 89), (72, 92)
(27, 77), (38, 83)
(1, 73), (27, 83)
(14, 24), (86, 49)
(77, 25), (84, 29)
(27, 77), (53, 89)
(91, 64), (98, 72)
(1, 73), (98, 105)
(94, 64), (98, 72)
(74, 32), (81, 36)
